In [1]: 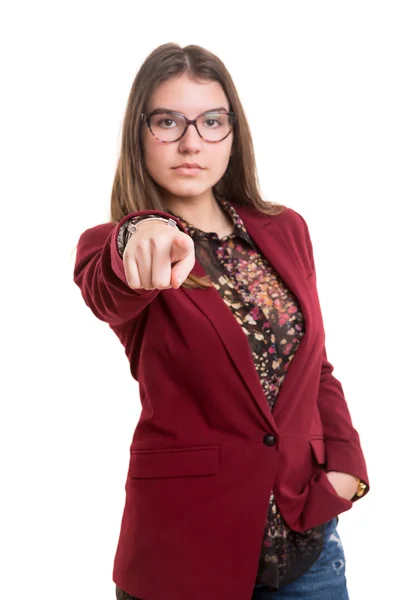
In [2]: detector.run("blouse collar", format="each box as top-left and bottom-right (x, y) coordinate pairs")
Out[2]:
(167, 193), (255, 247)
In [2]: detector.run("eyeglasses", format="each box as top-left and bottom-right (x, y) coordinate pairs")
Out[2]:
(141, 109), (236, 143)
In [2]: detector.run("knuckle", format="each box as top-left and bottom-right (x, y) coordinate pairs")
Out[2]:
(185, 232), (194, 244)
(153, 279), (170, 289)
(135, 244), (146, 255)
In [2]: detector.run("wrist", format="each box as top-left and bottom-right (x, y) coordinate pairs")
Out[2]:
(325, 471), (360, 501)
(117, 215), (178, 258)
(352, 476), (367, 500)
(126, 216), (178, 237)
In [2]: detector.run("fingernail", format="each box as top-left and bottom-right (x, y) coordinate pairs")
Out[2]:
(177, 276), (181, 286)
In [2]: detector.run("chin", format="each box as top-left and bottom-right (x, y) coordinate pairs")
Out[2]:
(162, 181), (211, 199)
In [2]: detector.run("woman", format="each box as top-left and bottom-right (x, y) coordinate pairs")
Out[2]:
(73, 43), (369, 600)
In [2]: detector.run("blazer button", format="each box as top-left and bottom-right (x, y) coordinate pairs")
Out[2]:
(263, 434), (276, 446)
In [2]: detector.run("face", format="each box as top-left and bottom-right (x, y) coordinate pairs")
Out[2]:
(141, 73), (233, 205)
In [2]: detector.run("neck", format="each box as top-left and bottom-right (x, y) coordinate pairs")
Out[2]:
(163, 190), (233, 235)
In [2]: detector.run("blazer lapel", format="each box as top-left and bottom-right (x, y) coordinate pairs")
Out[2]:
(181, 202), (316, 428)
(235, 204), (318, 421)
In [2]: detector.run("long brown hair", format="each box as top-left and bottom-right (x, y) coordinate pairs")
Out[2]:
(110, 42), (286, 289)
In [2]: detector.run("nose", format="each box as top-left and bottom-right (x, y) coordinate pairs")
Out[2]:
(177, 123), (202, 153)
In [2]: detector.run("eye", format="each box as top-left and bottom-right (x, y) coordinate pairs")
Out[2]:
(205, 119), (221, 128)
(201, 113), (228, 128)
(157, 118), (177, 128)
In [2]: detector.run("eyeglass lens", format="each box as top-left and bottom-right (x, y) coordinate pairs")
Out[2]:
(148, 112), (233, 142)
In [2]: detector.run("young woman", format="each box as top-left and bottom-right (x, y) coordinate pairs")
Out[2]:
(74, 43), (369, 600)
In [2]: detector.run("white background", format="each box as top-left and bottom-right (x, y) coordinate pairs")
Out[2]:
(1, 1), (398, 598)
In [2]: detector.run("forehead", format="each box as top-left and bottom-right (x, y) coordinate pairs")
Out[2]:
(147, 74), (229, 117)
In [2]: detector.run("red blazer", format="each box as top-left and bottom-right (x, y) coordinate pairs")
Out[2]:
(74, 201), (369, 600)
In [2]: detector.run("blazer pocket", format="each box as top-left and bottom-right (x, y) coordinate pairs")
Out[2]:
(310, 437), (326, 466)
(129, 444), (220, 479)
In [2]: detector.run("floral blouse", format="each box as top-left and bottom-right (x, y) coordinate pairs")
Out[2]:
(117, 193), (326, 592)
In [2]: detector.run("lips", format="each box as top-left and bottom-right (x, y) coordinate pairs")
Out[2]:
(172, 164), (204, 176)
(173, 163), (203, 169)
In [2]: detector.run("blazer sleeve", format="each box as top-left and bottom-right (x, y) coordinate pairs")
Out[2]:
(298, 212), (370, 501)
(73, 210), (184, 327)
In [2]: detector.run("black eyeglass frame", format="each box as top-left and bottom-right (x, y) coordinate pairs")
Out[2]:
(140, 109), (237, 143)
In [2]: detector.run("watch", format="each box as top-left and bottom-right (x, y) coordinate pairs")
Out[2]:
(117, 215), (179, 257)
(127, 216), (179, 235)
(353, 476), (367, 498)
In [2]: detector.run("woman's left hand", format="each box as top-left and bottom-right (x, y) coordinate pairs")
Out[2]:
(325, 471), (358, 501)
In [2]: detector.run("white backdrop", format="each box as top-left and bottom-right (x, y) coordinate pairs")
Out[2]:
(1, 1), (398, 598)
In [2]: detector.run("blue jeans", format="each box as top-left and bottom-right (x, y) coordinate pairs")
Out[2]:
(252, 517), (349, 600)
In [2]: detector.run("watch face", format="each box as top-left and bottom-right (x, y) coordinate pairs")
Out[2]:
(357, 481), (366, 496)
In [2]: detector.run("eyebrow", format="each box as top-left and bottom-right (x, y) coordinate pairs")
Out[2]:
(151, 106), (229, 114)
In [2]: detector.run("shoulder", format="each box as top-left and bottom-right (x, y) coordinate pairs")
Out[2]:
(257, 205), (311, 247)
(79, 221), (116, 239)
(77, 222), (116, 248)
(74, 223), (117, 269)
(269, 205), (309, 232)
(232, 199), (311, 240)
(266, 205), (314, 270)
